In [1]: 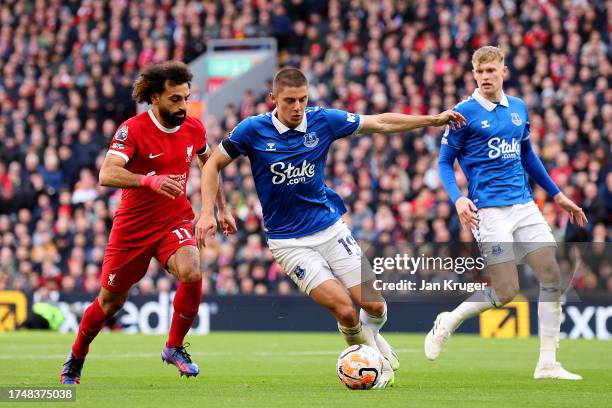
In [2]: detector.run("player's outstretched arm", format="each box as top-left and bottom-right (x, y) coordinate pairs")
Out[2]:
(197, 150), (237, 236)
(360, 110), (466, 134)
(99, 153), (183, 199)
(196, 148), (234, 248)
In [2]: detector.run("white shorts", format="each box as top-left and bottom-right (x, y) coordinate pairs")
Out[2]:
(268, 219), (374, 294)
(472, 201), (556, 266)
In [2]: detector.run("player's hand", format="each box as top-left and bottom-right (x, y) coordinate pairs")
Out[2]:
(455, 196), (479, 230)
(554, 192), (588, 227)
(140, 174), (183, 199)
(217, 208), (237, 236)
(432, 110), (466, 130)
(195, 212), (217, 248)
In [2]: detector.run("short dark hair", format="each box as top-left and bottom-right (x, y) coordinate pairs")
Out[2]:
(132, 61), (193, 104)
(272, 68), (308, 94)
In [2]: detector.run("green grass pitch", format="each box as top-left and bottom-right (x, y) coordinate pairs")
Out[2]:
(0, 331), (610, 408)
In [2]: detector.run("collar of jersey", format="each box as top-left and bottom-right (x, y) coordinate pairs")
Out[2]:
(271, 108), (308, 134)
(147, 110), (180, 133)
(472, 89), (509, 111)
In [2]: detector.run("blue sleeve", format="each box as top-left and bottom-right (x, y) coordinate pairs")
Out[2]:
(323, 109), (362, 140)
(441, 109), (468, 150)
(522, 109), (531, 141)
(520, 138), (561, 197)
(221, 118), (252, 158)
(438, 143), (463, 204)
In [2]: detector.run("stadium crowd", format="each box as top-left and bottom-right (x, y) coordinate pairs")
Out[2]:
(0, 0), (610, 298)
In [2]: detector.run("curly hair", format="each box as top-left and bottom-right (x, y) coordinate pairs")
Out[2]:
(132, 61), (193, 104)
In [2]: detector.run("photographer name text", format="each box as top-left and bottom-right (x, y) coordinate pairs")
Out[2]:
(373, 279), (488, 293)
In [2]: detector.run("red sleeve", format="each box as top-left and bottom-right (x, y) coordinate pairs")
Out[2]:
(193, 119), (208, 155)
(107, 122), (137, 163)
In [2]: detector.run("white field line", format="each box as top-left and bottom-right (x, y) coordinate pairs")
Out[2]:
(0, 348), (420, 360)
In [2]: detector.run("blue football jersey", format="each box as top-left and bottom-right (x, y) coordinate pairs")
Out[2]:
(442, 89), (533, 208)
(220, 107), (362, 239)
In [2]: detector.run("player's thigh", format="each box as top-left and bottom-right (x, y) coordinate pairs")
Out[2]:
(309, 279), (355, 315)
(513, 202), (557, 270)
(317, 221), (375, 290)
(270, 246), (335, 295)
(486, 261), (520, 304)
(101, 244), (155, 292)
(156, 221), (200, 281)
(523, 246), (560, 284)
(164, 245), (201, 282)
(472, 207), (516, 266)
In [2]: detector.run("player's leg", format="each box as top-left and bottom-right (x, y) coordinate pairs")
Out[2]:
(271, 244), (383, 353)
(304, 274), (396, 389)
(523, 247), (580, 379)
(425, 206), (519, 360)
(313, 220), (390, 344)
(270, 227), (393, 388)
(157, 226), (202, 377)
(61, 288), (129, 384)
(61, 245), (150, 384)
(514, 206), (582, 380)
(313, 220), (396, 387)
(309, 279), (367, 342)
(271, 245), (363, 339)
(424, 260), (519, 360)
(347, 282), (399, 371)
(72, 288), (129, 358)
(165, 246), (202, 347)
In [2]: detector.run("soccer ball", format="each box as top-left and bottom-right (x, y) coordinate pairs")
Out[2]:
(336, 344), (383, 389)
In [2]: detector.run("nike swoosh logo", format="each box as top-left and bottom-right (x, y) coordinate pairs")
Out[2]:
(149, 153), (164, 159)
(178, 239), (190, 244)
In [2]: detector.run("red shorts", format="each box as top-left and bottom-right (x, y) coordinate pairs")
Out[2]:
(101, 221), (196, 292)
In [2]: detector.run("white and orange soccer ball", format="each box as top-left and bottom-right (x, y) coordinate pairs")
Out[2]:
(336, 344), (384, 389)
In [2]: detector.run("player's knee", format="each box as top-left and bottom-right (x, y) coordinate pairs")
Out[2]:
(496, 284), (519, 305)
(361, 301), (385, 318)
(98, 296), (126, 316)
(537, 263), (560, 284)
(333, 304), (358, 327)
(178, 263), (201, 283)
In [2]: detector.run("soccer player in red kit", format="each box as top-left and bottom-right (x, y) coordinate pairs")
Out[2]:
(60, 61), (236, 384)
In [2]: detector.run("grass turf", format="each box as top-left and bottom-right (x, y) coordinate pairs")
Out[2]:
(0, 331), (610, 408)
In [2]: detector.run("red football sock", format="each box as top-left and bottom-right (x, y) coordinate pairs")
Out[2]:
(166, 280), (202, 348)
(71, 298), (108, 359)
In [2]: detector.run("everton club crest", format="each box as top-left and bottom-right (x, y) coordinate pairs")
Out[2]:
(303, 132), (319, 148)
(511, 113), (522, 126)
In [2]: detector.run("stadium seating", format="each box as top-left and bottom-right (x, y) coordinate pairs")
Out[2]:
(0, 0), (609, 296)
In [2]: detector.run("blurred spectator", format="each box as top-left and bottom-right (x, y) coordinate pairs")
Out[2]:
(0, 0), (609, 296)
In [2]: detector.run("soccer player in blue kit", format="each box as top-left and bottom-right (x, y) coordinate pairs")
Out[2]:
(198, 68), (465, 388)
(427, 46), (587, 380)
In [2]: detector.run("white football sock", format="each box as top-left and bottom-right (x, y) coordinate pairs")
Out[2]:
(538, 282), (561, 365)
(338, 322), (378, 349)
(448, 287), (502, 329)
(359, 302), (387, 336)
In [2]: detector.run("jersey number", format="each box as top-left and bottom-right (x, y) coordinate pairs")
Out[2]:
(338, 235), (358, 255)
(172, 228), (193, 242)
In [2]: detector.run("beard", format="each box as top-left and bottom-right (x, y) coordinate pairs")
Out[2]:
(159, 106), (187, 127)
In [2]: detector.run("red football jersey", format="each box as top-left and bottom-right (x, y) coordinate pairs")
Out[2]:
(106, 110), (208, 247)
